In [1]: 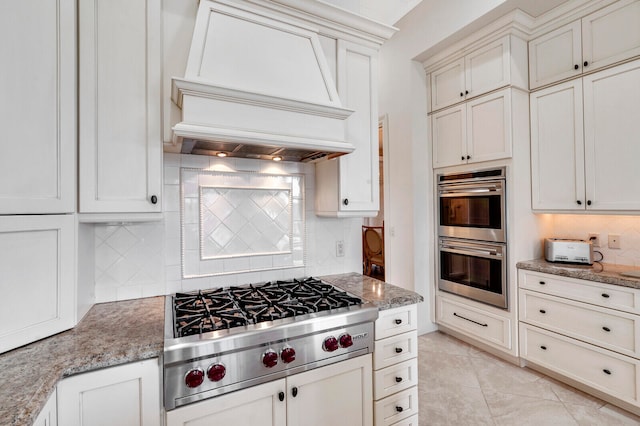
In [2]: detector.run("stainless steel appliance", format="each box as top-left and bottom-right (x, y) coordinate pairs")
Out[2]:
(545, 238), (593, 264)
(163, 278), (377, 410)
(438, 238), (508, 309)
(437, 168), (506, 243)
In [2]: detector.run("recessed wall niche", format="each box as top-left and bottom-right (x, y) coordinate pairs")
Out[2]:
(181, 168), (305, 278)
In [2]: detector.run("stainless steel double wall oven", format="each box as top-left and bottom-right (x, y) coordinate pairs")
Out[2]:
(437, 168), (508, 309)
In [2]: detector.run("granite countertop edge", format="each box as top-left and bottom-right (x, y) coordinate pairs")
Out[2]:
(2, 274), (421, 426)
(517, 259), (640, 290)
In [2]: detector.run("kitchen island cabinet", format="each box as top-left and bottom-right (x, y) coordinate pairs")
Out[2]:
(78, 0), (162, 216)
(33, 390), (57, 426)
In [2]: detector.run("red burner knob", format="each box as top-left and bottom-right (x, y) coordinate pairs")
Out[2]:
(323, 336), (339, 352)
(339, 334), (353, 348)
(207, 363), (226, 382)
(184, 368), (204, 388)
(263, 350), (279, 368)
(281, 347), (296, 364)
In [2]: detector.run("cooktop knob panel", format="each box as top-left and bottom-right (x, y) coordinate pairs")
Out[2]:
(263, 349), (279, 368)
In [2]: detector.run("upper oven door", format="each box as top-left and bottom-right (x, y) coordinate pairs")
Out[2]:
(438, 179), (505, 242)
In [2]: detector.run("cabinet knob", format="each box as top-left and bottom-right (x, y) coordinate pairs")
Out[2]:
(395, 376), (403, 383)
(291, 387), (298, 397)
(602, 293), (610, 298)
(587, 200), (592, 206)
(343, 198), (349, 206)
(602, 326), (611, 332)
(603, 369), (612, 375)
(466, 155), (471, 160)
(278, 391), (285, 402)
(460, 92), (464, 97)
(584, 61), (589, 67)
(461, 156), (465, 161)
(395, 406), (404, 413)
(395, 347), (403, 354)
(539, 309), (546, 314)
(576, 200), (582, 205)
(574, 64), (579, 70)
(395, 319), (402, 325)
(465, 90), (469, 95)
(540, 345), (547, 350)
(539, 281), (546, 285)
(150, 195), (158, 204)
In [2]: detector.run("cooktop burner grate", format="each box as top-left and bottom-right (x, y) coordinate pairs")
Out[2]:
(173, 278), (362, 337)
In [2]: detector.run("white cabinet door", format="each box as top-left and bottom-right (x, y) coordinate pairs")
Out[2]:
(166, 379), (286, 426)
(530, 80), (585, 210)
(79, 0), (162, 214)
(58, 359), (161, 426)
(315, 41), (379, 217)
(0, 0), (76, 214)
(33, 389), (57, 426)
(288, 355), (373, 426)
(529, 21), (582, 90)
(0, 215), (75, 354)
(464, 36), (511, 99)
(430, 58), (466, 112)
(431, 104), (466, 168)
(584, 60), (640, 210)
(466, 88), (512, 164)
(582, 0), (640, 73)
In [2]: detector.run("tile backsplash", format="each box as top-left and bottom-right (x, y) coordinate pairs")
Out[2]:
(94, 154), (362, 302)
(549, 214), (640, 267)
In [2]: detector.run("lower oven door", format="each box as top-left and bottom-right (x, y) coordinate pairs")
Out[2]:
(438, 238), (507, 309)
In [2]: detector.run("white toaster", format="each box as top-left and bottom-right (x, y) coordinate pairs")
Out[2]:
(545, 238), (593, 265)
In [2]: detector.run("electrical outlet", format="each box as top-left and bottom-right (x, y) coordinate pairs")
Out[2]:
(609, 234), (621, 249)
(588, 233), (600, 247)
(336, 240), (345, 257)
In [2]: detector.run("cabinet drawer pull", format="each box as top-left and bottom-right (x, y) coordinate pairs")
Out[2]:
(396, 406), (404, 413)
(602, 293), (610, 298)
(395, 376), (403, 383)
(395, 319), (402, 325)
(539, 281), (546, 285)
(603, 369), (612, 375)
(540, 345), (547, 350)
(453, 312), (488, 327)
(539, 309), (546, 314)
(602, 326), (611, 332)
(278, 391), (285, 402)
(395, 347), (403, 354)
(291, 387), (298, 397)
(577, 200), (582, 205)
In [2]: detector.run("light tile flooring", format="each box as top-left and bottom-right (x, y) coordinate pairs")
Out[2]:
(418, 331), (640, 425)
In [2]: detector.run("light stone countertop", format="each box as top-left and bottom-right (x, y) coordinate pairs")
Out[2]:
(0, 274), (421, 426)
(517, 259), (640, 290)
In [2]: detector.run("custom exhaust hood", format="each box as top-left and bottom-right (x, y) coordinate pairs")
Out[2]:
(169, 0), (357, 162)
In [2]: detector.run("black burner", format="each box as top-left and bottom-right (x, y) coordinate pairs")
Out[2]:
(173, 278), (362, 337)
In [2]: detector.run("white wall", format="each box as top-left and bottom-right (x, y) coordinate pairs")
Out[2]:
(93, 154), (363, 302)
(378, 0), (508, 334)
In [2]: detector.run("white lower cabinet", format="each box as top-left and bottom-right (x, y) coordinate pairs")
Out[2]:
(57, 359), (161, 426)
(33, 389), (57, 426)
(373, 305), (419, 426)
(166, 354), (373, 426)
(519, 269), (640, 415)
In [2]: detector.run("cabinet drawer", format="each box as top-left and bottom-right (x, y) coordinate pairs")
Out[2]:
(436, 296), (511, 349)
(521, 324), (639, 404)
(520, 290), (639, 357)
(376, 305), (418, 340)
(519, 270), (640, 314)
(390, 413), (418, 426)
(374, 386), (418, 426)
(373, 332), (418, 370)
(374, 358), (418, 400)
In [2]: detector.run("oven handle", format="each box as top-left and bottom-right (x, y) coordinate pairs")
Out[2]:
(438, 187), (502, 197)
(440, 243), (502, 258)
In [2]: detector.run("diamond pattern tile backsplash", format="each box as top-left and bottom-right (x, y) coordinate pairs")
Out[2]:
(93, 154), (361, 302)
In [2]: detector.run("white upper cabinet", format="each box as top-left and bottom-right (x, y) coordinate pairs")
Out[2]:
(429, 35), (527, 112)
(315, 40), (380, 217)
(531, 59), (640, 211)
(529, 0), (640, 89)
(0, 0), (76, 214)
(79, 0), (163, 214)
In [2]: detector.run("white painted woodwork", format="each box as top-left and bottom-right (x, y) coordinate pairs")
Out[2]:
(521, 324), (640, 408)
(583, 60), (640, 210)
(528, 0), (640, 89)
(519, 270), (640, 315)
(373, 332), (418, 371)
(373, 358), (418, 400)
(315, 41), (380, 217)
(0, 0), (76, 214)
(375, 305), (418, 340)
(288, 354), (373, 426)
(388, 414), (419, 426)
(520, 289), (640, 358)
(530, 80), (585, 210)
(373, 386), (418, 426)
(57, 359), (161, 426)
(436, 295), (512, 350)
(167, 355), (372, 426)
(431, 88), (516, 168)
(166, 379), (286, 426)
(0, 215), (75, 354)
(79, 0), (162, 214)
(33, 389), (57, 426)
(428, 35), (527, 112)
